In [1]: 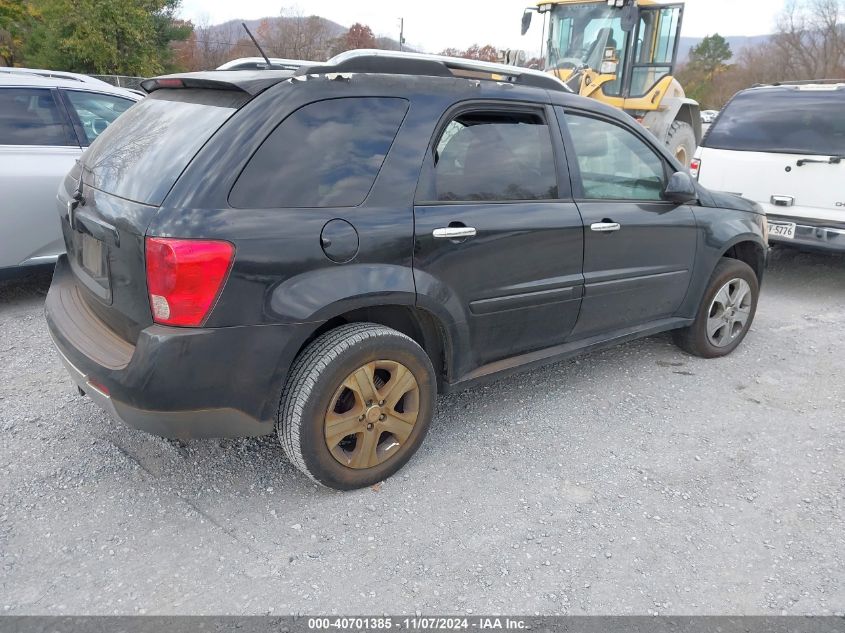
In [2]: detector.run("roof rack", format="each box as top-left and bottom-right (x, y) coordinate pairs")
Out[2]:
(296, 49), (572, 94)
(752, 78), (845, 87)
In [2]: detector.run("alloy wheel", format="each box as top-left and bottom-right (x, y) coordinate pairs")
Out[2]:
(706, 278), (753, 348)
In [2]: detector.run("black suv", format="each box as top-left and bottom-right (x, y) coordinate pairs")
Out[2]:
(46, 51), (768, 490)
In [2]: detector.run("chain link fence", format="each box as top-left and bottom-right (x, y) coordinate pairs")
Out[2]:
(90, 75), (146, 91)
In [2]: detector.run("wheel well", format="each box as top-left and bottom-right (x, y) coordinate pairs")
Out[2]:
(295, 306), (450, 388)
(722, 241), (765, 282)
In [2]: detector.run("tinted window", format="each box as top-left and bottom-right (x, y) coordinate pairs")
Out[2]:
(230, 97), (408, 209)
(0, 88), (76, 146)
(432, 112), (558, 202)
(82, 89), (244, 206)
(65, 90), (135, 144)
(703, 88), (845, 155)
(565, 113), (666, 200)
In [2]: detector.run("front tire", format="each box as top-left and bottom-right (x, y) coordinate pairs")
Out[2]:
(277, 323), (436, 490)
(673, 258), (759, 358)
(665, 120), (697, 168)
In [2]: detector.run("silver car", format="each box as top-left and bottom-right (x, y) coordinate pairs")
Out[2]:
(0, 70), (140, 273)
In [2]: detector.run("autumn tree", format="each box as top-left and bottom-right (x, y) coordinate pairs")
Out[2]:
(343, 23), (376, 50)
(255, 8), (335, 61)
(172, 17), (239, 72)
(438, 44), (500, 62)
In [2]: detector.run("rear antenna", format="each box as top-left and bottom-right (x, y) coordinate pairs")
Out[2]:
(241, 22), (272, 68)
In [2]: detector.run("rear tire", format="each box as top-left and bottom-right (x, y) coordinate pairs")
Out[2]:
(673, 258), (759, 358)
(277, 323), (436, 490)
(665, 120), (697, 168)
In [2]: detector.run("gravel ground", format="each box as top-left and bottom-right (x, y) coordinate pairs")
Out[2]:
(0, 246), (843, 616)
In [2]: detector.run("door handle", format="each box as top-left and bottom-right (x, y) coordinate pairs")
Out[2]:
(590, 222), (621, 233)
(433, 227), (477, 239)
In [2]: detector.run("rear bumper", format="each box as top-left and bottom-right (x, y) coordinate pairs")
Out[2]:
(45, 256), (312, 439)
(768, 214), (845, 252)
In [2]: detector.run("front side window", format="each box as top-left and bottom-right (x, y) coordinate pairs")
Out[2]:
(564, 112), (666, 201)
(230, 97), (409, 209)
(0, 87), (76, 146)
(64, 90), (135, 144)
(432, 111), (558, 202)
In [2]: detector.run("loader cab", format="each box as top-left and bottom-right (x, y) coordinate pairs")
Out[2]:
(524, 0), (684, 107)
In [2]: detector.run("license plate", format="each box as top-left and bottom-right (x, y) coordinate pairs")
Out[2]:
(769, 222), (797, 240)
(80, 233), (105, 277)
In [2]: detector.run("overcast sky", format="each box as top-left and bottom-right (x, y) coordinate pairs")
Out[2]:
(179, 0), (785, 53)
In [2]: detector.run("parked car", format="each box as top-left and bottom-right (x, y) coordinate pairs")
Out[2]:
(700, 109), (719, 124)
(217, 57), (315, 71)
(0, 66), (117, 87)
(692, 82), (845, 252)
(46, 51), (768, 490)
(0, 72), (140, 274)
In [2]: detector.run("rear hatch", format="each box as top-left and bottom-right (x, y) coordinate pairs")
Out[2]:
(59, 87), (248, 343)
(696, 85), (845, 222)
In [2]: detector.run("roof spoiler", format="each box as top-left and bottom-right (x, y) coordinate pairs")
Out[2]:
(140, 72), (290, 96)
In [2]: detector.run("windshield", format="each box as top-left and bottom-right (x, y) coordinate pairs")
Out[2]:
(546, 3), (628, 94)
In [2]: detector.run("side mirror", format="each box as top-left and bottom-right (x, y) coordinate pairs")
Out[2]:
(664, 171), (698, 204)
(521, 9), (533, 36)
(621, 5), (639, 32)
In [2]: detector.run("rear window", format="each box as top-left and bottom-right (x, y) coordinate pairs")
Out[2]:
(703, 88), (845, 156)
(229, 97), (409, 209)
(81, 89), (246, 205)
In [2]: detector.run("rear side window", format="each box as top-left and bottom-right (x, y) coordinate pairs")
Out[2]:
(704, 88), (845, 155)
(230, 97), (409, 209)
(81, 89), (245, 206)
(431, 111), (558, 202)
(64, 90), (135, 144)
(0, 87), (76, 146)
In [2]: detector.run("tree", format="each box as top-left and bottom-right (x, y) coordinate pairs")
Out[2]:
(770, 0), (845, 79)
(254, 8), (335, 61)
(438, 44), (500, 62)
(343, 23), (376, 50)
(23, 0), (191, 76)
(688, 34), (733, 77)
(0, 0), (38, 65)
(677, 34), (733, 108)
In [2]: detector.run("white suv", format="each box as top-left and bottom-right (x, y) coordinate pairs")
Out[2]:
(691, 82), (845, 252)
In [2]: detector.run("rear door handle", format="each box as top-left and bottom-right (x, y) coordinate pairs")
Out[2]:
(433, 227), (477, 239)
(590, 222), (621, 233)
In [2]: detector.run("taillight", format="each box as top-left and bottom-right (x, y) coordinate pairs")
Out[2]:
(689, 158), (701, 180)
(145, 237), (234, 327)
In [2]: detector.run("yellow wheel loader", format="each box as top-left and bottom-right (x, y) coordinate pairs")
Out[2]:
(520, 0), (701, 166)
